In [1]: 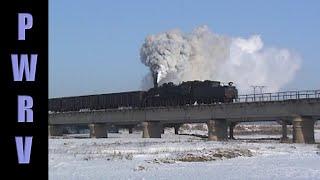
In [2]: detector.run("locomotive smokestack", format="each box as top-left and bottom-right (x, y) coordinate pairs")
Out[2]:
(152, 71), (158, 88)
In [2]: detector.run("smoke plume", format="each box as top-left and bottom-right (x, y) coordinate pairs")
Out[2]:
(140, 26), (301, 93)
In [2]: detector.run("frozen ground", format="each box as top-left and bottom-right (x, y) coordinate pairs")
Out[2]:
(50, 129), (320, 180)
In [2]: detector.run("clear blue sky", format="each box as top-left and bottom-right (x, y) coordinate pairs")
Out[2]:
(49, 0), (320, 98)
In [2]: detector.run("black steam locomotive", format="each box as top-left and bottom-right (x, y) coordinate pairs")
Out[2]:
(144, 80), (237, 106)
(49, 80), (238, 112)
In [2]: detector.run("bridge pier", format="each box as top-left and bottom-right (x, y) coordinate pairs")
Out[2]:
(292, 116), (315, 144)
(89, 123), (108, 138)
(174, 124), (180, 135)
(48, 125), (63, 136)
(142, 121), (161, 138)
(128, 127), (133, 134)
(280, 120), (289, 143)
(207, 119), (228, 141)
(229, 122), (236, 139)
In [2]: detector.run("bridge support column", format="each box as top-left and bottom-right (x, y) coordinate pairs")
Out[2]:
(280, 120), (289, 143)
(48, 125), (63, 137)
(207, 119), (228, 141)
(89, 124), (108, 138)
(229, 122), (236, 139)
(128, 127), (133, 134)
(292, 116), (315, 144)
(174, 124), (180, 135)
(142, 122), (161, 138)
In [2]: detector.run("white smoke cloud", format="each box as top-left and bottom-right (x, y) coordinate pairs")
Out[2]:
(140, 25), (301, 93)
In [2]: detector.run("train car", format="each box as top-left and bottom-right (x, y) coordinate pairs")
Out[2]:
(49, 98), (63, 112)
(49, 91), (146, 112)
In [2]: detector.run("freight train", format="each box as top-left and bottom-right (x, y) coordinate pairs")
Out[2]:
(49, 80), (238, 112)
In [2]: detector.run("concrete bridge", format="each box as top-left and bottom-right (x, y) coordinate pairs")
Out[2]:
(49, 90), (320, 143)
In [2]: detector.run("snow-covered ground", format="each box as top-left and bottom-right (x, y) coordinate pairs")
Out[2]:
(49, 129), (320, 180)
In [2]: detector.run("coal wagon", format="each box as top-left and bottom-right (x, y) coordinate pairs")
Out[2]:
(49, 91), (146, 112)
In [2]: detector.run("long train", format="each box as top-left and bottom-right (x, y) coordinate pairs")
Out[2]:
(49, 80), (238, 112)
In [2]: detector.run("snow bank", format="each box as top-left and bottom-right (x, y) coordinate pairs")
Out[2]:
(50, 131), (320, 180)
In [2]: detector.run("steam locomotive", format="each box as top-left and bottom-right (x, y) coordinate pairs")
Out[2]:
(144, 80), (237, 106)
(49, 80), (238, 112)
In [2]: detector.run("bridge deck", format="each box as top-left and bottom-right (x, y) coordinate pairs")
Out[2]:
(49, 98), (320, 125)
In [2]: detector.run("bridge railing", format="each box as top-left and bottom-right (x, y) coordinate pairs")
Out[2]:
(235, 90), (320, 103)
